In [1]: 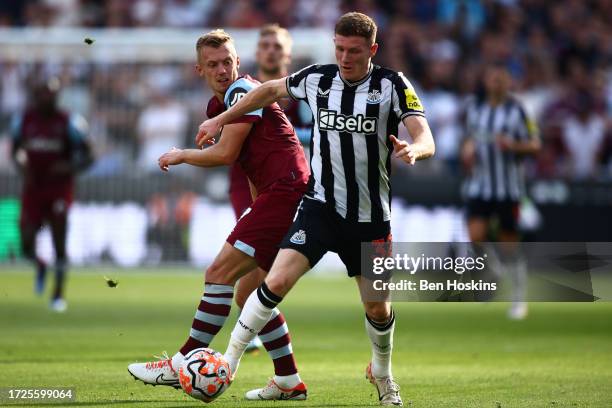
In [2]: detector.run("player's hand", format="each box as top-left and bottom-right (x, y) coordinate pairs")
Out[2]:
(390, 135), (416, 165)
(496, 134), (515, 151)
(158, 147), (184, 172)
(195, 118), (221, 148)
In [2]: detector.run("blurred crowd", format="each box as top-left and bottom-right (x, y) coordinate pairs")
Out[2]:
(1, 0), (611, 181)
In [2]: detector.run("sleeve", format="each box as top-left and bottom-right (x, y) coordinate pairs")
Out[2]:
(224, 78), (263, 124)
(391, 72), (425, 120)
(514, 101), (539, 142)
(286, 64), (318, 101)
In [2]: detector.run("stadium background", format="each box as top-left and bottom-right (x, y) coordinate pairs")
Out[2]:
(1, 1), (611, 407)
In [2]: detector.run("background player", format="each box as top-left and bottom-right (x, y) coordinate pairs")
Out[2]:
(10, 78), (92, 313)
(196, 12), (435, 406)
(128, 30), (310, 401)
(460, 62), (541, 319)
(231, 24), (312, 353)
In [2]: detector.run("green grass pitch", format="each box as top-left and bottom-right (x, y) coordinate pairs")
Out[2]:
(1, 267), (611, 407)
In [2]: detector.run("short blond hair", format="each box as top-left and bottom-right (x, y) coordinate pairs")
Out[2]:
(259, 24), (292, 51)
(196, 29), (235, 60)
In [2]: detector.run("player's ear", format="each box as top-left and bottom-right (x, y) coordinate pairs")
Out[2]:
(236, 55), (240, 70)
(195, 64), (203, 77)
(370, 43), (379, 58)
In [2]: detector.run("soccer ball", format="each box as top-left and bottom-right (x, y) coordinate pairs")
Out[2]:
(178, 348), (232, 403)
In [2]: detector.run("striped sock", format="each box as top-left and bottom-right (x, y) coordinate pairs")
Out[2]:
(260, 308), (299, 378)
(179, 283), (234, 355)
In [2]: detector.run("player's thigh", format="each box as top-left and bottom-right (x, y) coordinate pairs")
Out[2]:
(206, 242), (258, 285)
(227, 190), (303, 272)
(265, 248), (311, 297)
(234, 267), (267, 308)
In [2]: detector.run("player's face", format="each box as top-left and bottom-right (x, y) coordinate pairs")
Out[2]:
(196, 44), (240, 97)
(484, 66), (511, 96)
(334, 34), (378, 82)
(256, 33), (290, 75)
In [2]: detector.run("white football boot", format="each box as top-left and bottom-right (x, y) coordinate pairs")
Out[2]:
(127, 352), (180, 389)
(508, 301), (528, 320)
(366, 363), (403, 406)
(245, 378), (307, 400)
(49, 298), (67, 313)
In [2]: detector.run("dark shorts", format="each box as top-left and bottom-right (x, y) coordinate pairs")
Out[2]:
(20, 184), (73, 230)
(280, 197), (391, 277)
(227, 185), (305, 272)
(466, 198), (519, 232)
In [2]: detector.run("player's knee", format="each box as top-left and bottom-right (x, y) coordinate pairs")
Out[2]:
(265, 273), (291, 298)
(205, 262), (236, 285)
(364, 301), (391, 322)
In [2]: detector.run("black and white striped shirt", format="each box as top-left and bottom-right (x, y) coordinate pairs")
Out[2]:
(286, 64), (425, 223)
(463, 95), (538, 201)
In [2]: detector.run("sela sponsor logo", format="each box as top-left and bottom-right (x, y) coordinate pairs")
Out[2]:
(230, 91), (246, 106)
(290, 229), (306, 245)
(318, 108), (378, 133)
(367, 89), (382, 104)
(317, 87), (330, 97)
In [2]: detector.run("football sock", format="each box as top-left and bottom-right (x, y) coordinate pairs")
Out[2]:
(365, 308), (395, 378)
(510, 257), (527, 304)
(226, 282), (282, 376)
(52, 260), (66, 300)
(179, 283), (233, 355)
(259, 308), (301, 387)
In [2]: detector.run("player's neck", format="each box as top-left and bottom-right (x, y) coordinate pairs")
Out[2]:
(487, 93), (507, 106)
(257, 68), (287, 83)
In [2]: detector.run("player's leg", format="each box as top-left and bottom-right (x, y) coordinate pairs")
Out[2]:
(234, 267), (265, 352)
(498, 201), (528, 319)
(225, 197), (328, 384)
(340, 225), (402, 407)
(49, 204), (69, 311)
(226, 248), (311, 397)
(128, 242), (257, 388)
(19, 196), (46, 295)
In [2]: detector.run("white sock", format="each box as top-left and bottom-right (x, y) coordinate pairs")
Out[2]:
(365, 310), (395, 378)
(171, 352), (184, 372)
(225, 285), (280, 376)
(274, 373), (301, 389)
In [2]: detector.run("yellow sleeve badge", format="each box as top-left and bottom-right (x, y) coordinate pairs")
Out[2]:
(404, 88), (423, 112)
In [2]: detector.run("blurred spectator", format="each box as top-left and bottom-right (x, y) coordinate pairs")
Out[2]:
(137, 90), (189, 172)
(560, 92), (607, 180)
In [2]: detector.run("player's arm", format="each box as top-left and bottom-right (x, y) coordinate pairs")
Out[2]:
(496, 104), (541, 155)
(159, 123), (251, 171)
(196, 78), (288, 146)
(390, 116), (435, 165)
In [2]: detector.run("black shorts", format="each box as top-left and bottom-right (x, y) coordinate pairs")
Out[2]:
(466, 198), (519, 232)
(280, 197), (391, 277)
